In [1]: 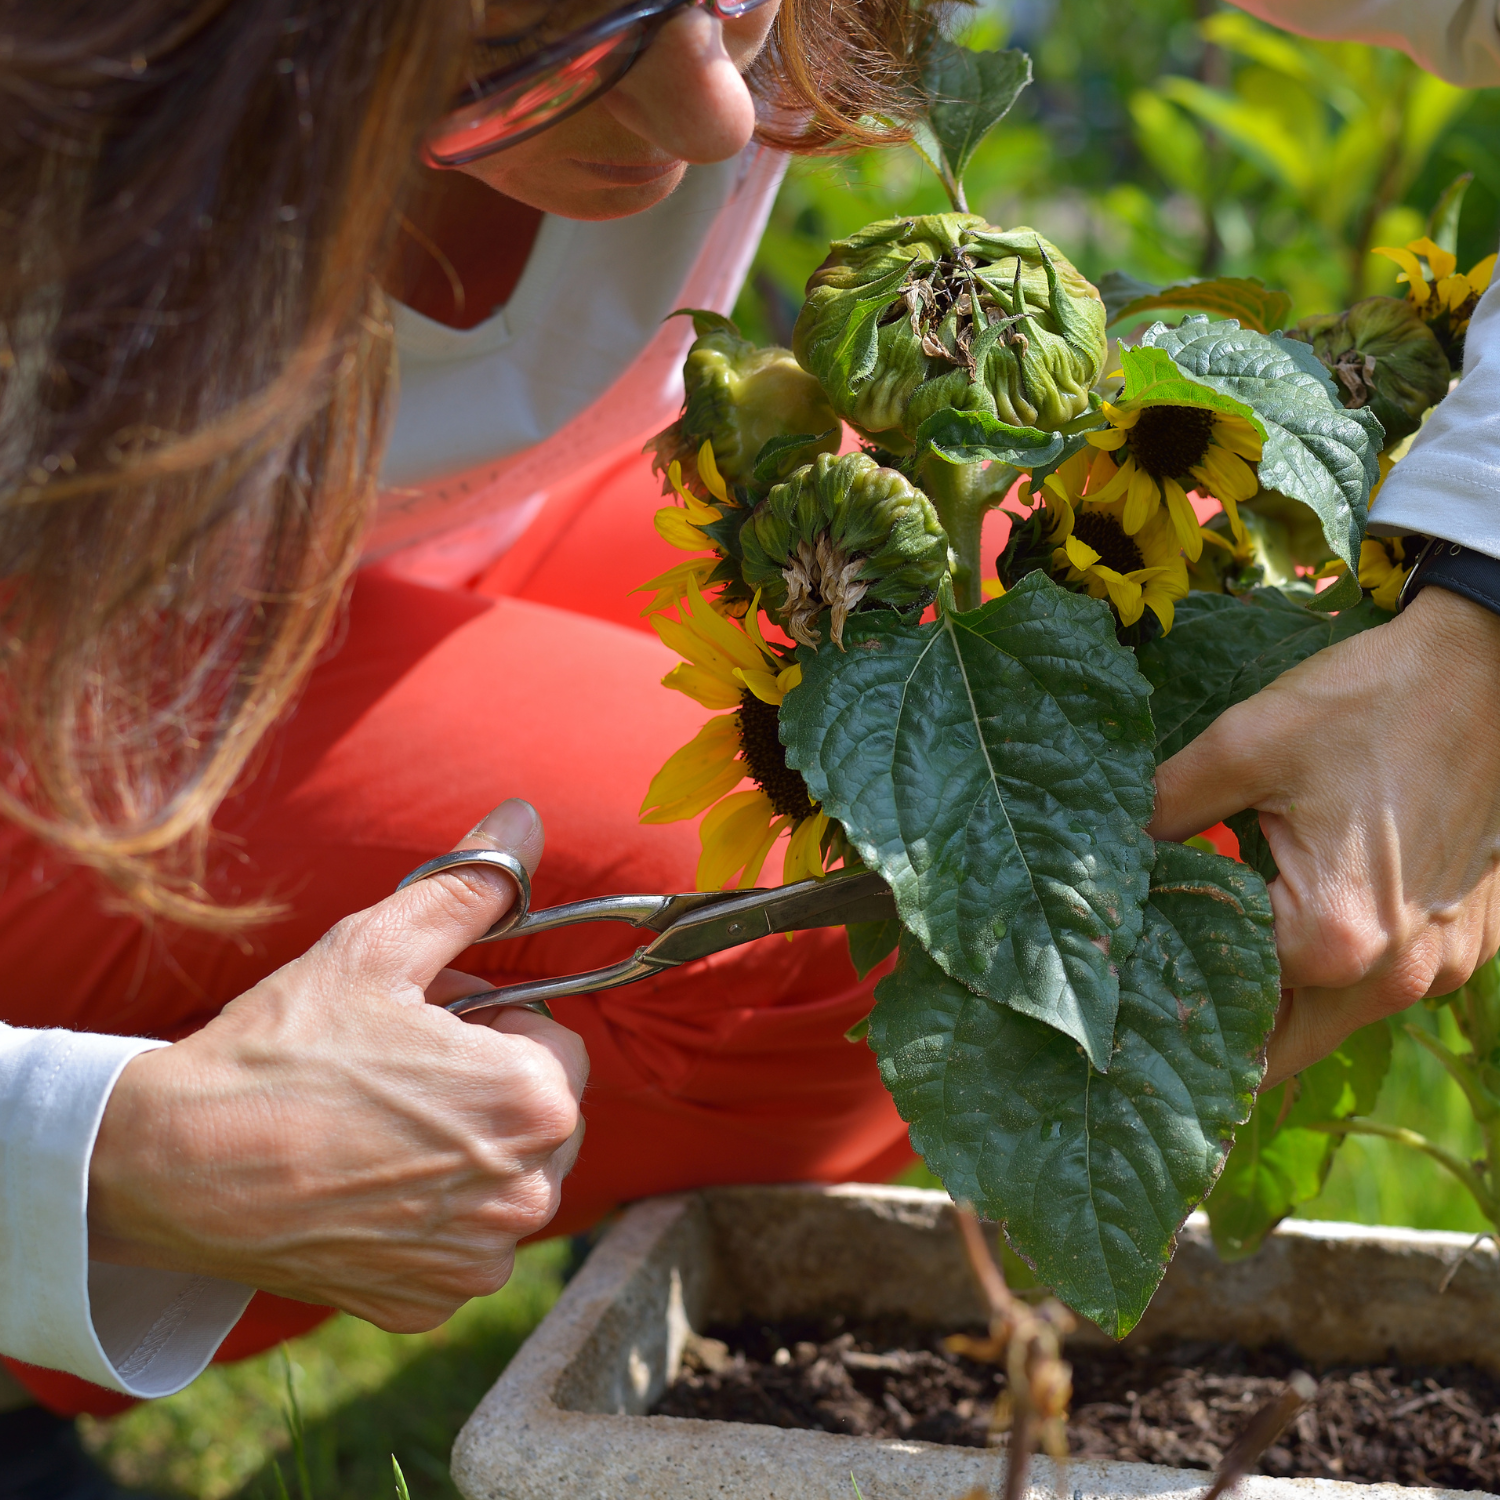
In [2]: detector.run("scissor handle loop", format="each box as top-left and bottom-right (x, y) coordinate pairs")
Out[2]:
(396, 849), (533, 941)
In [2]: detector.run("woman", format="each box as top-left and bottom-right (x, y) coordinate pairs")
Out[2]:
(0, 0), (935, 1461)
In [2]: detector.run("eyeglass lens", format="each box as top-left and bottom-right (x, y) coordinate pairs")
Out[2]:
(425, 0), (773, 166)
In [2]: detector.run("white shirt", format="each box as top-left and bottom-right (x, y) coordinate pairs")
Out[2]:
(0, 149), (782, 1396)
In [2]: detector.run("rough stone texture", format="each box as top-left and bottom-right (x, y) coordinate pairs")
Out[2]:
(452, 1185), (1499, 1500)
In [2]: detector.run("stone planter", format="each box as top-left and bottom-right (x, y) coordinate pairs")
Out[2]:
(452, 1184), (1500, 1500)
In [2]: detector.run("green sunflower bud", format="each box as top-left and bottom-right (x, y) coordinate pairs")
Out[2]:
(1286, 296), (1450, 446)
(649, 311), (840, 496)
(739, 451), (949, 649)
(793, 214), (1107, 452)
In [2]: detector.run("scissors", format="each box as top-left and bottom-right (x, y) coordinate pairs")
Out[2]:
(396, 850), (897, 1015)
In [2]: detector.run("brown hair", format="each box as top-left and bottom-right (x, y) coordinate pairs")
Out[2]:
(0, 0), (471, 927)
(0, 0), (933, 931)
(754, 0), (942, 153)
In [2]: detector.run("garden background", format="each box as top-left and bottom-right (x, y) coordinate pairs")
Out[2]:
(89, 1), (1500, 1493)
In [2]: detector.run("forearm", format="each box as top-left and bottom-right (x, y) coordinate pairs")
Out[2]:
(1234, 0), (1500, 86)
(0, 1023), (250, 1396)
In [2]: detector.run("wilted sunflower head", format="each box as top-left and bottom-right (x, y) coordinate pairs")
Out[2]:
(793, 213), (1107, 451)
(648, 312), (840, 498)
(1288, 296), (1450, 446)
(739, 451), (949, 649)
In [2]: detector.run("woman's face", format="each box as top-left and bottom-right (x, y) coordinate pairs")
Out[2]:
(450, 1), (782, 221)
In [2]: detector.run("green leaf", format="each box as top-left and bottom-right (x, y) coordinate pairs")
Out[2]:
(1305, 567), (1362, 614)
(913, 408), (1067, 468)
(782, 573), (1157, 1069)
(1119, 346), (1268, 437)
(1110, 277), (1293, 335)
(847, 918), (902, 981)
(670, 307), (740, 338)
(1205, 1019), (1392, 1260)
(1141, 317), (1382, 570)
(1226, 809), (1278, 883)
(1135, 587), (1386, 762)
(910, 42), (1033, 211)
(1428, 171), (1473, 256)
(752, 430), (841, 488)
(870, 842), (1280, 1335)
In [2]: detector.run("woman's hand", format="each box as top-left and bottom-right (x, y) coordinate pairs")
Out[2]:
(1150, 586), (1500, 1088)
(87, 800), (587, 1334)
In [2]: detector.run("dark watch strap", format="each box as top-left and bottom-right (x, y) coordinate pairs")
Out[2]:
(1398, 536), (1500, 619)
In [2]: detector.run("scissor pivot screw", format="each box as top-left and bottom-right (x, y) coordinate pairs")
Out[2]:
(726, 921), (744, 936)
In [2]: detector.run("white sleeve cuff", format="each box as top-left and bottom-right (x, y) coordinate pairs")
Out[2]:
(0, 1024), (253, 1397)
(1368, 274), (1500, 559)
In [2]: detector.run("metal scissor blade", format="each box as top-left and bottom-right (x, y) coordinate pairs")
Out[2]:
(474, 888), (741, 943)
(445, 868), (898, 1016)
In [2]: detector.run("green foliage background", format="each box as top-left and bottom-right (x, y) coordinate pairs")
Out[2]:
(736, 0), (1500, 344)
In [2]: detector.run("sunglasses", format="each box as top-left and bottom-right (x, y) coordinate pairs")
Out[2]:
(424, 0), (776, 168)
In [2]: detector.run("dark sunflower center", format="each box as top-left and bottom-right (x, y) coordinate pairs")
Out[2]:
(1072, 510), (1145, 575)
(738, 689), (818, 821)
(1127, 405), (1215, 480)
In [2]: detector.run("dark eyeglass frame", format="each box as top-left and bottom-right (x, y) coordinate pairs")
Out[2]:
(424, 0), (774, 167)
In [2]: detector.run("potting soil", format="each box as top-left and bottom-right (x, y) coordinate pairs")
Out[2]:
(651, 1318), (1500, 1490)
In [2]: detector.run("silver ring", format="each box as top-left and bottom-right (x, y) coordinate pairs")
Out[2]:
(397, 849), (532, 940)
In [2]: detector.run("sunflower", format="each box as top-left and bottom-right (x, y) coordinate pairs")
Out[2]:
(1357, 535), (1410, 612)
(1084, 400), (1262, 562)
(635, 440), (735, 617)
(640, 581), (831, 890)
(1375, 235), (1496, 338)
(1040, 451), (1190, 631)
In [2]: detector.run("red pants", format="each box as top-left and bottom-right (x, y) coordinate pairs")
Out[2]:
(1, 443), (911, 1417)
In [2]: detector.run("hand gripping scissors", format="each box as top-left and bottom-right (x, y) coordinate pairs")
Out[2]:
(396, 851), (897, 1016)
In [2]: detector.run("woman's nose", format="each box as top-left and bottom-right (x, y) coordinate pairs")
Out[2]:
(599, 8), (758, 164)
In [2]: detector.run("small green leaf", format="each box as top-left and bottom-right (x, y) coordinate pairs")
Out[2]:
(1205, 1019), (1392, 1260)
(913, 408), (1067, 467)
(782, 573), (1157, 1069)
(1135, 587), (1386, 762)
(751, 430), (841, 487)
(1142, 317), (1382, 570)
(847, 918), (902, 981)
(911, 41), (1032, 210)
(870, 842), (1280, 1335)
(669, 307), (740, 338)
(1226, 809), (1278, 883)
(1118, 346), (1268, 437)
(1427, 171), (1473, 257)
(1305, 567), (1362, 614)
(1110, 277), (1293, 334)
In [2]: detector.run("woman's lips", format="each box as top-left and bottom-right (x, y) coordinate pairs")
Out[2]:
(571, 157), (684, 185)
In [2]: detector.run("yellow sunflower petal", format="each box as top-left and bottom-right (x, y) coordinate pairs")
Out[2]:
(640, 717), (747, 823)
(1409, 237), (1457, 282)
(685, 579), (774, 675)
(634, 557), (719, 615)
(1373, 245), (1432, 304)
(654, 506), (715, 553)
(1192, 448), (1258, 504)
(784, 811), (830, 885)
(1086, 429), (1129, 450)
(1210, 415), (1264, 462)
(697, 440), (731, 505)
(661, 661), (744, 710)
(737, 814), (793, 890)
(1218, 494), (1248, 547)
(1042, 476), (1077, 541)
(1469, 253), (1496, 293)
(734, 666), (783, 705)
(696, 789), (777, 891)
(1097, 567), (1144, 625)
(1088, 455), (1134, 506)
(777, 663), (803, 695)
(1358, 538), (1397, 589)
(652, 613), (739, 678)
(1121, 466), (1161, 535)
(667, 460), (725, 525)
(1141, 584), (1175, 634)
(1163, 477), (1202, 563)
(1436, 274), (1472, 313)
(1100, 401), (1141, 429)
(1064, 534), (1102, 571)
(1371, 565), (1407, 612)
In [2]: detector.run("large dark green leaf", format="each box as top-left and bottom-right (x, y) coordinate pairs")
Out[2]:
(913, 408), (1066, 468)
(870, 842), (1280, 1335)
(1142, 317), (1382, 569)
(782, 573), (1156, 1069)
(908, 42), (1032, 211)
(1205, 1019), (1392, 1260)
(1137, 587), (1387, 762)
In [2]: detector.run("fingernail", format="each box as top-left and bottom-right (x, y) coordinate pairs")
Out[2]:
(475, 797), (540, 850)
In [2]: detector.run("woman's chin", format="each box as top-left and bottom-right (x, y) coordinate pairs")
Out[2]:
(554, 162), (690, 221)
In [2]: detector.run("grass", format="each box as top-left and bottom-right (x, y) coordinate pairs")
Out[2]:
(82, 1240), (569, 1500)
(88, 1017), (1493, 1498)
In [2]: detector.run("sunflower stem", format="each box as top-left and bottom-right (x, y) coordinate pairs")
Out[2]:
(919, 456), (1019, 612)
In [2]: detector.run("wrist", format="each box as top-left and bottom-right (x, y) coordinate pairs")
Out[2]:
(1399, 574), (1500, 674)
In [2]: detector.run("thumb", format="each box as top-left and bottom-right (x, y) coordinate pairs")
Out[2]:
(1148, 711), (1264, 843)
(354, 799), (546, 992)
